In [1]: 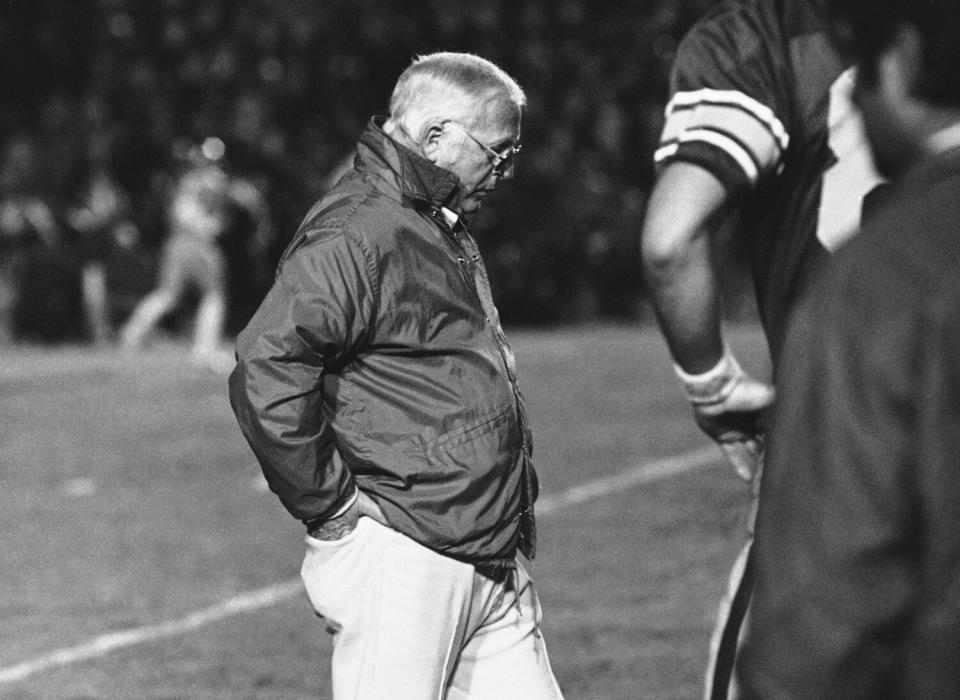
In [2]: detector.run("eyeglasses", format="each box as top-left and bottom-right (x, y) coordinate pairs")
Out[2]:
(443, 120), (522, 176)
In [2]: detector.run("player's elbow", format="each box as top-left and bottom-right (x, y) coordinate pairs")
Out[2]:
(641, 162), (730, 285)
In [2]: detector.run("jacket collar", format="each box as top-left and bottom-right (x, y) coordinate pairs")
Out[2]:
(356, 117), (461, 212)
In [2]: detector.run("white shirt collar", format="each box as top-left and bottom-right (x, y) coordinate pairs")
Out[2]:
(927, 122), (960, 155)
(440, 207), (460, 229)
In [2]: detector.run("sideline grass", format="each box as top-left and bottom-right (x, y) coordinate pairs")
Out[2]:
(0, 324), (766, 699)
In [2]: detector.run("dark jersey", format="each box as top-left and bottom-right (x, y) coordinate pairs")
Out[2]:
(655, 0), (884, 362)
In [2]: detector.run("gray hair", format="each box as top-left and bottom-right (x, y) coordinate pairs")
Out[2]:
(384, 52), (526, 146)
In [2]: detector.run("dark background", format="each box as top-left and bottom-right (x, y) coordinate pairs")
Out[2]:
(0, 0), (753, 341)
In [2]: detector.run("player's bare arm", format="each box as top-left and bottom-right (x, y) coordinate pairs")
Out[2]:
(641, 162), (730, 373)
(641, 161), (774, 481)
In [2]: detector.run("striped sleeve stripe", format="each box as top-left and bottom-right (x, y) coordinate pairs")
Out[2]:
(656, 129), (761, 183)
(666, 88), (789, 150)
(667, 102), (785, 160)
(656, 89), (790, 185)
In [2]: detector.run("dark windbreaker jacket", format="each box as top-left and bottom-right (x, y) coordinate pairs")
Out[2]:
(228, 118), (537, 567)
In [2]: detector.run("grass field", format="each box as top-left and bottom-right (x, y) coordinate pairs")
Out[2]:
(0, 323), (769, 699)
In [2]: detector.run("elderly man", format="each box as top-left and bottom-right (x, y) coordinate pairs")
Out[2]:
(229, 52), (564, 700)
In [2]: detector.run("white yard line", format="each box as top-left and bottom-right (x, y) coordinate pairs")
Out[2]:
(536, 445), (718, 514)
(0, 582), (303, 684)
(0, 446), (719, 685)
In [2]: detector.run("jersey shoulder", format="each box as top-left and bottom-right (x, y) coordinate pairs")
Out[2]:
(657, 0), (841, 194)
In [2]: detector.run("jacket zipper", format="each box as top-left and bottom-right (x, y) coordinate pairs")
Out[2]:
(431, 209), (536, 561)
(435, 214), (526, 442)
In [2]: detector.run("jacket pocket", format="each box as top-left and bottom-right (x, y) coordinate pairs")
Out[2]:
(425, 403), (515, 455)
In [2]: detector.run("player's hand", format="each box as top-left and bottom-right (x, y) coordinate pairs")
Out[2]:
(692, 375), (773, 481)
(675, 348), (775, 482)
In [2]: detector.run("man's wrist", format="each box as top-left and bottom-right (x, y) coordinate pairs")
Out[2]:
(674, 346), (743, 406)
(301, 489), (360, 534)
(307, 511), (357, 540)
(305, 510), (358, 540)
(306, 509), (357, 540)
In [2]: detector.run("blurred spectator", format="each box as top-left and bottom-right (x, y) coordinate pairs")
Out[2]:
(65, 134), (142, 345)
(0, 197), (59, 344)
(0, 134), (73, 344)
(119, 137), (271, 372)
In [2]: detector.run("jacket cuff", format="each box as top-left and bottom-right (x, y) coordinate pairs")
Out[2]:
(300, 485), (359, 529)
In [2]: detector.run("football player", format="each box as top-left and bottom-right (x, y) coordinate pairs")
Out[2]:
(640, 0), (884, 697)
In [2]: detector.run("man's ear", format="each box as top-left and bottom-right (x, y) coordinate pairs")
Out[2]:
(883, 22), (923, 99)
(420, 121), (445, 164)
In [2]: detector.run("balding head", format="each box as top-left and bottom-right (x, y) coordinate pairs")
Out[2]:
(384, 52), (525, 148)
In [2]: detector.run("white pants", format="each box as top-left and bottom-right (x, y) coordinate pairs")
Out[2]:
(301, 517), (565, 700)
(704, 463), (764, 700)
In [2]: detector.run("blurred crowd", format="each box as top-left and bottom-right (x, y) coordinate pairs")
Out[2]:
(0, 132), (272, 355)
(0, 0), (720, 345)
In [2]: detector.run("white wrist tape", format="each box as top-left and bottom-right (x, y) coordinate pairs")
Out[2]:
(673, 346), (744, 406)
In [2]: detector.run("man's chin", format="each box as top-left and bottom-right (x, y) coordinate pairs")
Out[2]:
(459, 199), (483, 215)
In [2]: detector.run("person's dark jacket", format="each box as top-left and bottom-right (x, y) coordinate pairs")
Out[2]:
(228, 118), (536, 569)
(739, 146), (960, 698)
